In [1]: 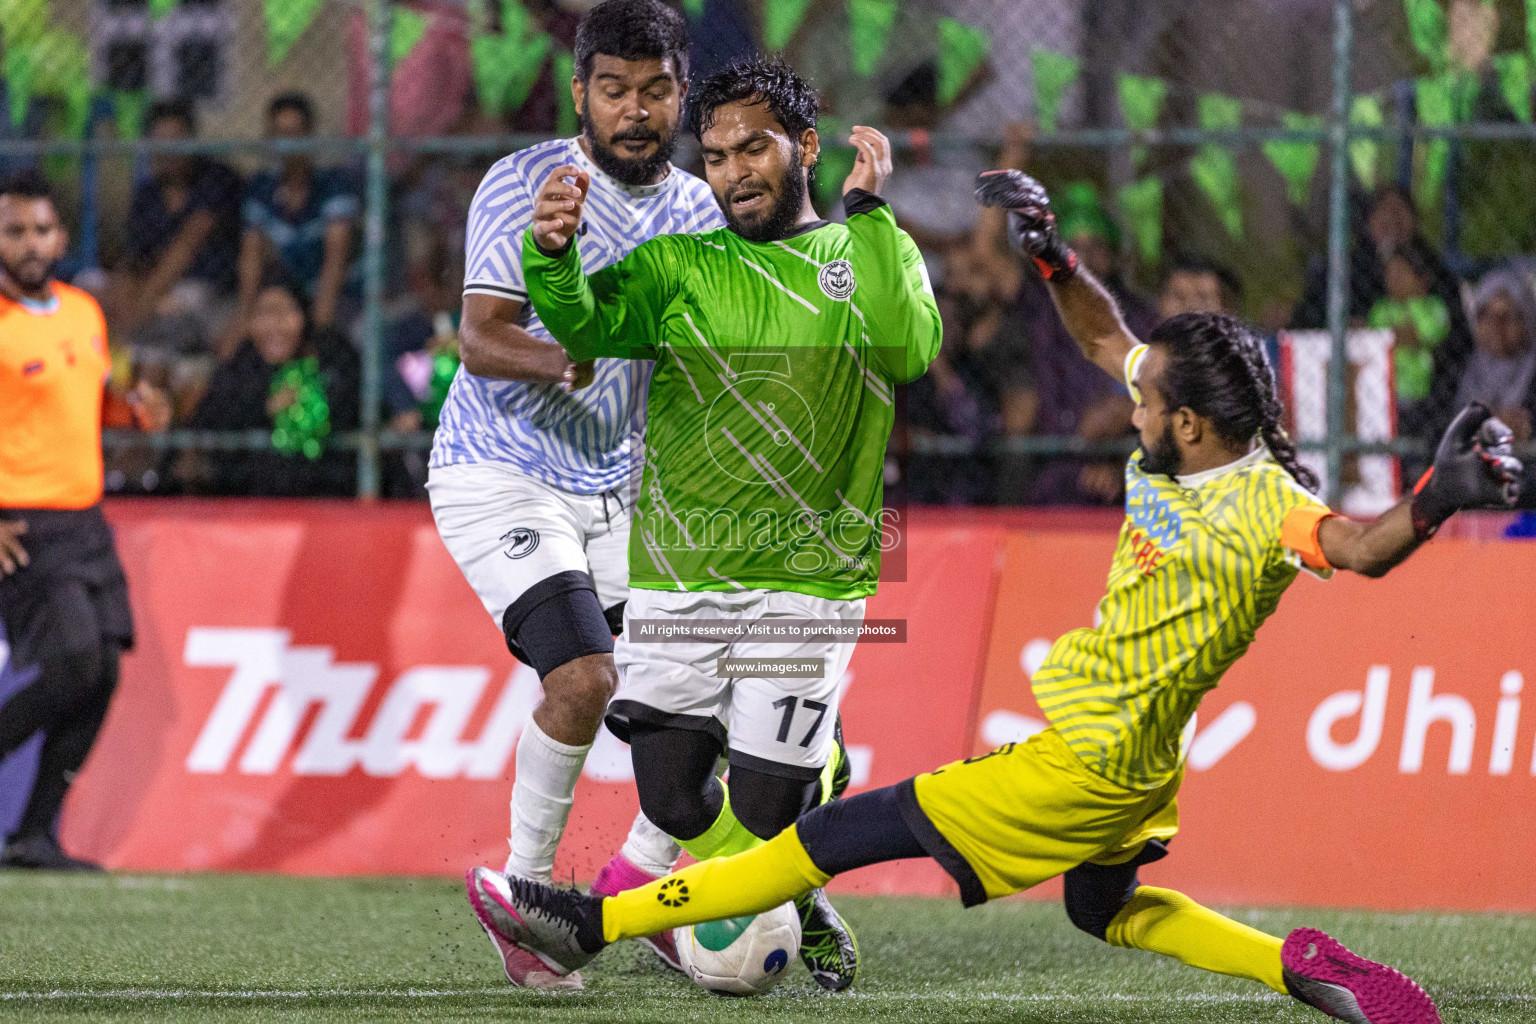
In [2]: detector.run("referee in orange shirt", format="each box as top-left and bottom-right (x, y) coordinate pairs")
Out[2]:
(0, 171), (168, 871)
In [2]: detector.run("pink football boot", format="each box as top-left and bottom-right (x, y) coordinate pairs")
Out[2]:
(464, 868), (583, 990)
(1282, 928), (1440, 1024)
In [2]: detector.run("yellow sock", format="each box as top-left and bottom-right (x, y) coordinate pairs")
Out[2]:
(602, 825), (829, 944)
(675, 785), (763, 861)
(1105, 885), (1286, 993)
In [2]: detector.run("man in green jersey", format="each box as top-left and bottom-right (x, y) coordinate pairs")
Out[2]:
(510, 56), (940, 988)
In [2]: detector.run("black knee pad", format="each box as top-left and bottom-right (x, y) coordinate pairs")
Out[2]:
(630, 726), (725, 842)
(501, 571), (613, 679)
(636, 779), (720, 841)
(1062, 839), (1171, 941)
(727, 765), (820, 841)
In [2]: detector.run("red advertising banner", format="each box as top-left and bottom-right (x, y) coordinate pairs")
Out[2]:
(54, 502), (992, 896)
(831, 515), (1004, 897)
(27, 502), (1536, 911)
(972, 529), (1536, 913)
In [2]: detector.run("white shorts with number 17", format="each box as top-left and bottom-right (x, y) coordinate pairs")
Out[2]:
(607, 587), (864, 780)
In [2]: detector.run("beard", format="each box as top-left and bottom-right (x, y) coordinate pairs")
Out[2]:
(1138, 419), (1183, 477)
(720, 148), (810, 243)
(0, 251), (54, 293)
(580, 98), (676, 186)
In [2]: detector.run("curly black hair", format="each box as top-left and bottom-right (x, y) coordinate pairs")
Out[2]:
(574, 0), (689, 83)
(687, 54), (820, 139)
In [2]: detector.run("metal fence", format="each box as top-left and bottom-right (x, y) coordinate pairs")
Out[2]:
(5, 0), (1536, 508)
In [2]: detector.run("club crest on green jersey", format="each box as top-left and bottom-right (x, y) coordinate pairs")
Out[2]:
(817, 259), (856, 301)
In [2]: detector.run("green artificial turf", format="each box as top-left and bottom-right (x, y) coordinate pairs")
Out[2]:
(1, 872), (1531, 1022)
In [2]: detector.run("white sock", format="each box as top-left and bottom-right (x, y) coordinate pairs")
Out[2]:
(619, 810), (682, 878)
(504, 720), (590, 883)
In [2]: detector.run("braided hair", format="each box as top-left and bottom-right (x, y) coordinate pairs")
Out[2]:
(1148, 312), (1320, 492)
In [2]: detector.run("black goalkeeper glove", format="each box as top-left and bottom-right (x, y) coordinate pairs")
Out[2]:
(973, 169), (1078, 282)
(1410, 403), (1523, 541)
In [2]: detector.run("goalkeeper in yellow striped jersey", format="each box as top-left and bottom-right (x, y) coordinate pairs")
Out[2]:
(478, 170), (1521, 1024)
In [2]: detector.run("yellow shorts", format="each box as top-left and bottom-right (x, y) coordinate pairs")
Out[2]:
(894, 727), (1182, 906)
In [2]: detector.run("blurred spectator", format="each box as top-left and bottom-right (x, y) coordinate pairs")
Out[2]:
(370, 147), (483, 497)
(960, 130), (1154, 505)
(231, 93), (359, 354)
(1291, 186), (1456, 328)
(1369, 243), (1452, 424)
(686, 0), (757, 82)
(384, 152), (480, 428)
(1158, 255), (1238, 319)
(880, 67), (988, 254)
(1290, 186), (1474, 445)
(181, 276), (359, 497)
(903, 245), (1026, 506)
(380, 308), (461, 499)
(108, 99), (243, 414)
(1056, 185), (1123, 284)
(939, 242), (1030, 423)
(1456, 267), (1536, 508)
(905, 244), (1027, 503)
(912, 296), (993, 445)
(1457, 269), (1536, 440)
(390, 313), (460, 430)
(1444, 0), (1536, 265)
(120, 101), (242, 328)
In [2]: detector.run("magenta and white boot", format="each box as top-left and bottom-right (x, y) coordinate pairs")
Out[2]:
(465, 868), (584, 990)
(1281, 928), (1440, 1024)
(590, 853), (683, 972)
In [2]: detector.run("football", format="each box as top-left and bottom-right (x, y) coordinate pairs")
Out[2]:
(673, 902), (801, 996)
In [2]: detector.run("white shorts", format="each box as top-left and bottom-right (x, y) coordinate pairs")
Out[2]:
(427, 462), (631, 630)
(608, 587), (864, 780)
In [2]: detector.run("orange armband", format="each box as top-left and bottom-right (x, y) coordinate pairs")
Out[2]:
(1280, 505), (1339, 570)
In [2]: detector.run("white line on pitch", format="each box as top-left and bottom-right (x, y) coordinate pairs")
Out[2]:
(1, 988), (1527, 1005)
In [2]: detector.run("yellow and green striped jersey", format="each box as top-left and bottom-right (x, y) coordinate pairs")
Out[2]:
(1032, 443), (1330, 791)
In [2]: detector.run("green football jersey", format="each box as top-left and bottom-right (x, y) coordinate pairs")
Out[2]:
(522, 192), (941, 600)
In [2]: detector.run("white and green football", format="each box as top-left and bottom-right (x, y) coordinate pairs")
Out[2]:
(673, 902), (801, 996)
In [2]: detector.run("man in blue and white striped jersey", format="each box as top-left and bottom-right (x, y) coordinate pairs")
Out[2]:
(430, 0), (720, 989)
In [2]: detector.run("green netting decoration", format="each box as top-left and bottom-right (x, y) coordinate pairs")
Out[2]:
(1117, 73), (1167, 170)
(1190, 93), (1243, 238)
(1117, 176), (1163, 265)
(1031, 48), (1080, 135)
(1262, 112), (1323, 207)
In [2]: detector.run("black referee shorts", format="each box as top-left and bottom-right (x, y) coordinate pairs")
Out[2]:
(0, 505), (134, 668)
